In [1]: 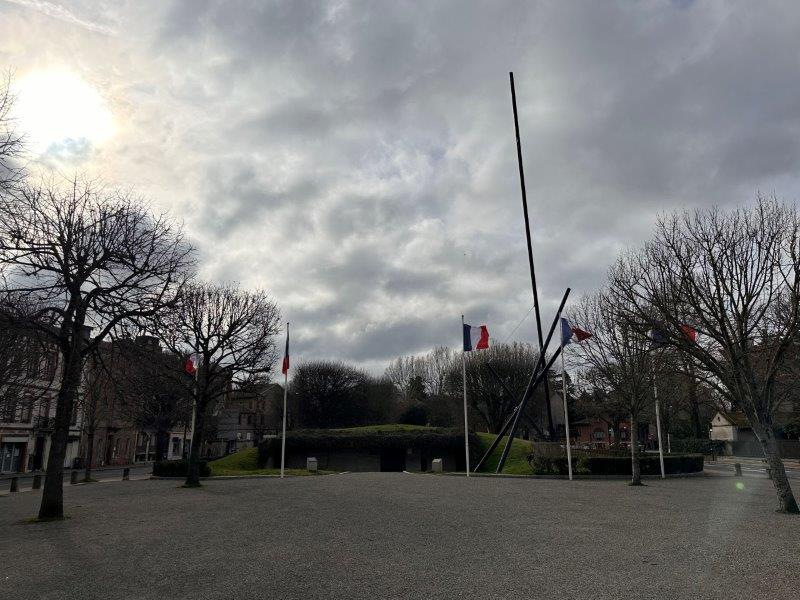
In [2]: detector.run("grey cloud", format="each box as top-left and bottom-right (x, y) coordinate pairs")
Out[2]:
(5, 0), (800, 372)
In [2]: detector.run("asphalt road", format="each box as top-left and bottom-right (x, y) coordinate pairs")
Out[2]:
(1, 472), (798, 599)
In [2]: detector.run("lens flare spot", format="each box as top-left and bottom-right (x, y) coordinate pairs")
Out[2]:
(735, 481), (745, 491)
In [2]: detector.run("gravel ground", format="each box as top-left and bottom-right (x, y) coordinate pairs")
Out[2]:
(1, 473), (797, 599)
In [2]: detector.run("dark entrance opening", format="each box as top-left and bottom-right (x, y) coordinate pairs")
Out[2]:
(379, 448), (406, 472)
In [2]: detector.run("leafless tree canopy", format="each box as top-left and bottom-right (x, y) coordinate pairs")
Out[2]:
(0, 178), (195, 347)
(607, 196), (799, 511)
(0, 71), (25, 191)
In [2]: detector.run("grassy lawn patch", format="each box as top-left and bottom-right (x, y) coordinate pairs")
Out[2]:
(334, 424), (433, 432)
(474, 433), (533, 475)
(209, 448), (330, 477)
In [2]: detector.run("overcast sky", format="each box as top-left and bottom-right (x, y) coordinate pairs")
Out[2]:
(2, 0), (799, 373)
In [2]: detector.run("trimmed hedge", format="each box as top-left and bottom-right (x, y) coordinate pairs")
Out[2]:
(528, 453), (704, 476)
(670, 438), (727, 455)
(153, 459), (211, 478)
(258, 427), (480, 467)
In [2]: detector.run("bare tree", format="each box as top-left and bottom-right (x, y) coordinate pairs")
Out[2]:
(609, 197), (800, 512)
(0, 71), (25, 192)
(152, 282), (281, 487)
(449, 342), (545, 435)
(385, 355), (426, 401)
(0, 177), (194, 520)
(568, 292), (654, 485)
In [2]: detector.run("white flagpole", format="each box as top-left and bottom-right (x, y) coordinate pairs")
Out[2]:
(461, 315), (470, 477)
(652, 361), (665, 479)
(280, 322), (289, 479)
(560, 320), (573, 481)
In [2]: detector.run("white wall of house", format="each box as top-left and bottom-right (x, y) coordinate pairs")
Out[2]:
(710, 412), (738, 441)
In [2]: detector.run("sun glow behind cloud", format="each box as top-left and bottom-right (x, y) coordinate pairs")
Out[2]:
(13, 70), (115, 156)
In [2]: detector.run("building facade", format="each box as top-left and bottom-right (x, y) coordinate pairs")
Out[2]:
(0, 333), (83, 474)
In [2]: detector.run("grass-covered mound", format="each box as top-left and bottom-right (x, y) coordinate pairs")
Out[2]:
(474, 432), (533, 475)
(209, 448), (328, 476)
(257, 425), (480, 468)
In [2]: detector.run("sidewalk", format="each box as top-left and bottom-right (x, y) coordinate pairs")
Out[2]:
(713, 456), (800, 468)
(0, 462), (153, 481)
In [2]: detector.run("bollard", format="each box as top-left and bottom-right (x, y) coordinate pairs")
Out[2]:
(32, 474), (42, 489)
(734, 463), (742, 477)
(70, 470), (78, 485)
(10, 476), (19, 492)
(122, 467), (130, 481)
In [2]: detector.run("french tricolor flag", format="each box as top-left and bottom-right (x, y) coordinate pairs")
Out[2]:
(463, 324), (489, 352)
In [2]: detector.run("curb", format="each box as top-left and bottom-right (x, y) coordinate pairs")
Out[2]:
(150, 472), (341, 481)
(430, 471), (706, 480)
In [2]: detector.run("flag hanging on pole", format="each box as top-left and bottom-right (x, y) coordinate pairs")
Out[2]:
(560, 318), (592, 346)
(680, 324), (697, 342)
(184, 353), (201, 375)
(281, 325), (290, 375)
(463, 324), (489, 351)
(648, 322), (668, 348)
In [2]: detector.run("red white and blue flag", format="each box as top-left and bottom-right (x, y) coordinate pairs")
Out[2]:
(560, 318), (592, 346)
(463, 324), (489, 352)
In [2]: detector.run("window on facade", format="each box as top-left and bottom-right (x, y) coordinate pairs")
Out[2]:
(172, 437), (180, 454)
(593, 429), (605, 440)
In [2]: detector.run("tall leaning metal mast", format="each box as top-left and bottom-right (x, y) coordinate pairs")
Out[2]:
(509, 71), (555, 440)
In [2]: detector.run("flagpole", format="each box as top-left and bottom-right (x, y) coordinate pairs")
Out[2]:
(188, 357), (198, 461)
(280, 322), (289, 479)
(461, 315), (470, 477)
(652, 361), (665, 479)
(560, 322), (573, 481)
(510, 71), (555, 440)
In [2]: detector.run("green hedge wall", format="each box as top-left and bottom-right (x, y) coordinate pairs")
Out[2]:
(528, 453), (704, 476)
(258, 428), (480, 467)
(670, 438), (727, 455)
(153, 459), (211, 478)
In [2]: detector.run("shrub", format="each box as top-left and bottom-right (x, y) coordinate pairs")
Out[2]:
(399, 403), (429, 426)
(527, 452), (703, 476)
(588, 454), (703, 476)
(153, 459), (211, 478)
(671, 438), (726, 455)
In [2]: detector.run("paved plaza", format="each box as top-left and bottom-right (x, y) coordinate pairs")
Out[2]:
(1, 473), (798, 599)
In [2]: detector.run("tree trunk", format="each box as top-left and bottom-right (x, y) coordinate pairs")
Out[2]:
(185, 398), (205, 487)
(38, 351), (82, 520)
(83, 426), (95, 482)
(752, 421), (799, 514)
(687, 382), (703, 438)
(155, 429), (169, 462)
(629, 415), (642, 486)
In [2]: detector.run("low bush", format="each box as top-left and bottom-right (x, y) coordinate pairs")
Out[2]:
(670, 438), (727, 456)
(527, 452), (703, 476)
(153, 459), (211, 478)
